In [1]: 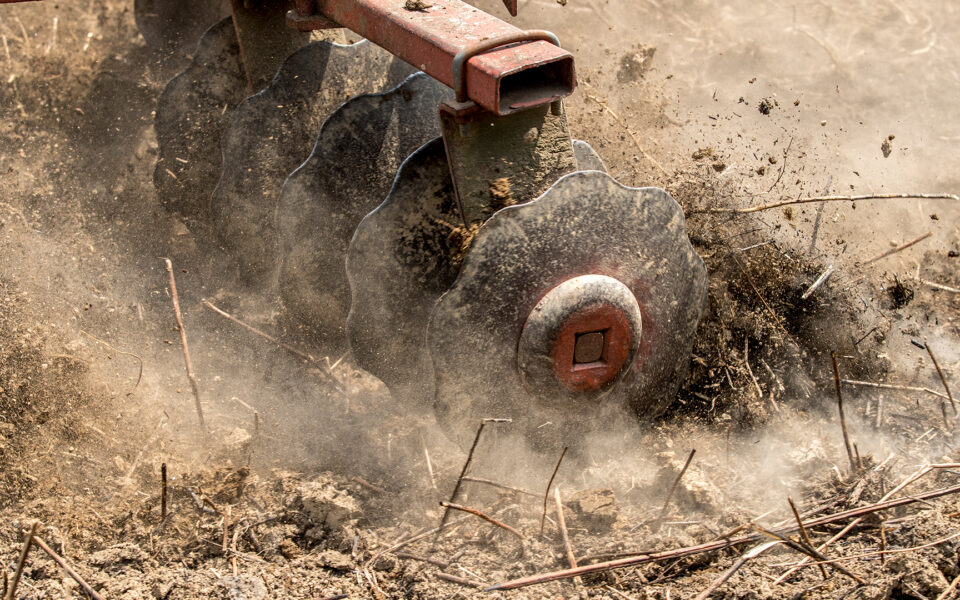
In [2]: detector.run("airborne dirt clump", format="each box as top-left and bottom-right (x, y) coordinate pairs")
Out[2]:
(1, 0), (959, 599)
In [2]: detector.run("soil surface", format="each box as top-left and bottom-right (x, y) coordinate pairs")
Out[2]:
(0, 1), (959, 599)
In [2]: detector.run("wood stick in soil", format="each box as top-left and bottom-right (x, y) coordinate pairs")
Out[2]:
(691, 193), (959, 215)
(863, 231), (933, 266)
(32, 536), (103, 600)
(831, 352), (857, 473)
(554, 487), (582, 586)
(788, 497), (827, 579)
(925, 342), (957, 414)
(756, 527), (865, 584)
(438, 422), (486, 536)
(540, 446), (568, 534)
(463, 476), (538, 498)
(5, 521), (38, 600)
(840, 378), (950, 401)
(435, 572), (484, 588)
(202, 299), (345, 395)
(693, 541), (780, 600)
(439, 502), (524, 540)
(659, 448), (696, 520)
(774, 462), (960, 583)
(161, 462), (167, 522)
(936, 573), (960, 600)
(485, 481), (960, 590)
(163, 258), (204, 428)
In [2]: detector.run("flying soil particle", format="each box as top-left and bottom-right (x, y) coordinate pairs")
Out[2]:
(881, 135), (894, 158)
(403, 0), (432, 11)
(758, 98), (774, 115)
(691, 147), (715, 160)
(617, 46), (656, 83)
(886, 278), (915, 309)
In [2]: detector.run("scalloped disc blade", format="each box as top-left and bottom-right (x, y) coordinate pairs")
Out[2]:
(208, 40), (416, 285)
(345, 139), (609, 407)
(153, 17), (247, 222)
(427, 172), (708, 448)
(275, 73), (450, 351)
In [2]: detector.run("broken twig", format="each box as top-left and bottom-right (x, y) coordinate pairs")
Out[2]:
(788, 497), (827, 579)
(163, 259), (204, 428)
(801, 265), (836, 300)
(439, 502), (524, 540)
(692, 194), (958, 215)
(840, 379), (950, 401)
(33, 536), (103, 600)
(438, 422), (486, 536)
(5, 521), (38, 600)
(925, 342), (956, 415)
(862, 231), (932, 266)
(659, 449), (696, 519)
(161, 463), (168, 522)
(486, 481), (960, 590)
(540, 446), (568, 534)
(693, 541), (779, 600)
(554, 487), (582, 586)
(202, 299), (345, 395)
(831, 352), (857, 473)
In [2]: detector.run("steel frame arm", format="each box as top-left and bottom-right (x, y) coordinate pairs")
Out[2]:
(292, 0), (575, 115)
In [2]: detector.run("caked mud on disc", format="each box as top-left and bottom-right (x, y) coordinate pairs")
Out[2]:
(346, 139), (609, 409)
(427, 171), (708, 448)
(275, 73), (449, 351)
(208, 41), (416, 285)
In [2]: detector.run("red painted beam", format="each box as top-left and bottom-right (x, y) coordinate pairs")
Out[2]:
(313, 0), (574, 115)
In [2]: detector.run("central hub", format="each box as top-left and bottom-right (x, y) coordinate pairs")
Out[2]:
(518, 274), (642, 399)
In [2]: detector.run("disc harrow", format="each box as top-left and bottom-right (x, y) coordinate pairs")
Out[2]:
(276, 72), (449, 350)
(6, 0), (710, 448)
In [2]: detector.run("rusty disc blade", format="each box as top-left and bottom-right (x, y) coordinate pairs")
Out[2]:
(275, 73), (449, 352)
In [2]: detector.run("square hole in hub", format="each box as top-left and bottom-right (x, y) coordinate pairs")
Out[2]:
(573, 330), (606, 365)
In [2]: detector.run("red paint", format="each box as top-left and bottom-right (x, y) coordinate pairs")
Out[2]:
(549, 303), (633, 392)
(301, 0), (574, 115)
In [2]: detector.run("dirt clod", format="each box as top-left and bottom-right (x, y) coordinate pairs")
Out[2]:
(565, 489), (619, 531)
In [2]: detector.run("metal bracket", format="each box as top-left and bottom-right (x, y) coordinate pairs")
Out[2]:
(439, 99), (577, 226)
(452, 30), (560, 103)
(229, 0), (310, 92)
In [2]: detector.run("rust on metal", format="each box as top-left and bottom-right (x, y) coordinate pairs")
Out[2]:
(301, 0), (574, 115)
(550, 303), (634, 392)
